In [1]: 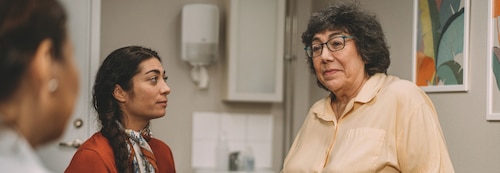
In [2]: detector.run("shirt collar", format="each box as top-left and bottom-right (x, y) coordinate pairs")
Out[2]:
(312, 73), (389, 122)
(354, 73), (387, 103)
(0, 125), (52, 173)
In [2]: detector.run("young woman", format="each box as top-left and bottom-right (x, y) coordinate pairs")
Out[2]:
(65, 46), (176, 173)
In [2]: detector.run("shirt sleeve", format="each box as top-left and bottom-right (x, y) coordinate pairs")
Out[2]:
(64, 148), (110, 173)
(396, 101), (455, 173)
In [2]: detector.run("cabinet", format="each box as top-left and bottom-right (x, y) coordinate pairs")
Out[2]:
(225, 0), (285, 102)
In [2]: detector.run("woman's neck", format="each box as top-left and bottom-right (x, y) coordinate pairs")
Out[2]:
(331, 75), (369, 119)
(122, 117), (149, 132)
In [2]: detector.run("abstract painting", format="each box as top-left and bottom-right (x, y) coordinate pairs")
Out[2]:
(413, 0), (470, 92)
(487, 0), (500, 120)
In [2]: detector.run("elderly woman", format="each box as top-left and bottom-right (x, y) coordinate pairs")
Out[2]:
(0, 0), (79, 172)
(282, 2), (454, 173)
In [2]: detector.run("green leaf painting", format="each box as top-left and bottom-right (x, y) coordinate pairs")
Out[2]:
(416, 0), (465, 86)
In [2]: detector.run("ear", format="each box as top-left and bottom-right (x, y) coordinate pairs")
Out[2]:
(30, 39), (53, 89)
(112, 84), (127, 102)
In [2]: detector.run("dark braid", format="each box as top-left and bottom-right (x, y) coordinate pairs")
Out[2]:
(92, 46), (161, 172)
(100, 111), (129, 172)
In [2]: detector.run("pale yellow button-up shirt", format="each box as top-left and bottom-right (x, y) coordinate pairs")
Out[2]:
(282, 73), (454, 173)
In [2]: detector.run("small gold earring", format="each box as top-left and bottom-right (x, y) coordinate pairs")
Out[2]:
(48, 78), (58, 92)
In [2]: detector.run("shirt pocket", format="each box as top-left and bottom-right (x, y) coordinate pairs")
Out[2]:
(326, 128), (386, 173)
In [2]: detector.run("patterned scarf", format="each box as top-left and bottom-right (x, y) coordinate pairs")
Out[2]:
(117, 121), (158, 173)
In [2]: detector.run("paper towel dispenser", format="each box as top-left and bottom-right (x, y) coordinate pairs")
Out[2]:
(181, 4), (219, 89)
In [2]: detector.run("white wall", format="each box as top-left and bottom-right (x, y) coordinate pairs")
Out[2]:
(308, 0), (500, 172)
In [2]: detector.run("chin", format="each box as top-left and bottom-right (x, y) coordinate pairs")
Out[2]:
(151, 112), (166, 119)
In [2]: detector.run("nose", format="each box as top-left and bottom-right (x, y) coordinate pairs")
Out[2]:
(319, 45), (335, 62)
(160, 80), (171, 95)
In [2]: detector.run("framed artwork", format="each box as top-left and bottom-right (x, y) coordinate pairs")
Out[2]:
(412, 0), (470, 92)
(487, 0), (500, 120)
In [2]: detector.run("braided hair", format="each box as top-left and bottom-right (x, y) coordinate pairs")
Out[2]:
(92, 46), (161, 172)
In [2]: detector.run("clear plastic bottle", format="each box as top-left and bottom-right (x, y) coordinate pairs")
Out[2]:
(242, 146), (255, 171)
(215, 133), (229, 171)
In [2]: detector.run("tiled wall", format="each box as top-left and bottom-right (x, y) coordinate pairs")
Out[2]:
(191, 112), (273, 169)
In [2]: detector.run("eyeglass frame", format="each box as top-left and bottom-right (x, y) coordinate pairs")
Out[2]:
(304, 35), (354, 58)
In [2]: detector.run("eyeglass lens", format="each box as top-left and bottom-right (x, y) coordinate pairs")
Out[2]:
(306, 36), (348, 57)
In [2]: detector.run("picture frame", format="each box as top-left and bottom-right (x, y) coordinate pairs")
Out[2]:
(412, 0), (470, 92)
(487, 0), (500, 120)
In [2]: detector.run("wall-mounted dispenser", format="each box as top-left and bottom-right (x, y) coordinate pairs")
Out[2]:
(181, 4), (219, 89)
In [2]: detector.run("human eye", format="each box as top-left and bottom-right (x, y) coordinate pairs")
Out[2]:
(150, 76), (158, 84)
(328, 37), (344, 50)
(163, 76), (168, 81)
(311, 44), (322, 52)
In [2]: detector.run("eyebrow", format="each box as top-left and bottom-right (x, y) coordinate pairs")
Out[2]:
(311, 31), (345, 42)
(144, 69), (164, 75)
(328, 31), (344, 38)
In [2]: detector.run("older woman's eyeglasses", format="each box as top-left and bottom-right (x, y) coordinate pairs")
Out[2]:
(304, 35), (354, 58)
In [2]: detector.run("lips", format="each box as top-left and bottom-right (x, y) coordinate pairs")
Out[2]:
(323, 68), (339, 75)
(321, 68), (341, 80)
(157, 100), (168, 107)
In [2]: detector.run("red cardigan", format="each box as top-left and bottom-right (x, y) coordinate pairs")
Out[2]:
(65, 132), (176, 173)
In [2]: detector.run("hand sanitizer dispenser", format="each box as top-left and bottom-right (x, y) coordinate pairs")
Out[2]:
(181, 4), (219, 89)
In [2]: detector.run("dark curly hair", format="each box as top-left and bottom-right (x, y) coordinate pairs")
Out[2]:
(0, 0), (67, 101)
(92, 46), (161, 173)
(302, 2), (390, 92)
